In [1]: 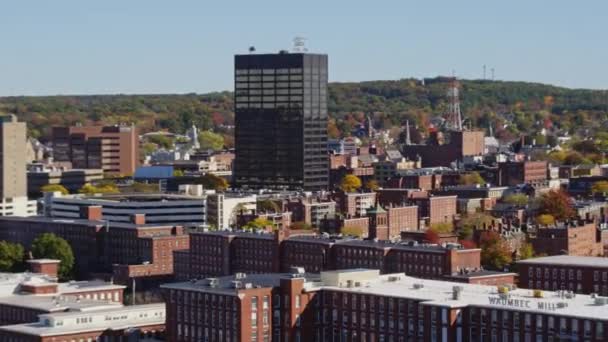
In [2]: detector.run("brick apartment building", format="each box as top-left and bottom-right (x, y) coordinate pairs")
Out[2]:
(498, 161), (548, 186)
(162, 268), (605, 342)
(518, 255), (608, 296)
(529, 219), (604, 257)
(175, 231), (512, 286)
(52, 125), (139, 176)
(401, 130), (485, 167)
(0, 210), (189, 284)
(411, 195), (458, 225)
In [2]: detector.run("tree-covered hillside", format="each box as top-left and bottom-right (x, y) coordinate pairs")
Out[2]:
(1, 77), (606, 144)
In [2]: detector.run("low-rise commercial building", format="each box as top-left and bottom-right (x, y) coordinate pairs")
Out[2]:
(44, 192), (207, 228)
(0, 303), (165, 341)
(27, 166), (104, 197)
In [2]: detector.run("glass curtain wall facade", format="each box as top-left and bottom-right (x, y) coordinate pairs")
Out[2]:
(234, 52), (328, 190)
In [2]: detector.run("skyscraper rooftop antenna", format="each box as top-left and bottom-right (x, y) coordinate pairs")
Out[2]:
(292, 37), (308, 52)
(445, 77), (463, 131)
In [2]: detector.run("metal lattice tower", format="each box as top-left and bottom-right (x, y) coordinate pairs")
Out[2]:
(445, 77), (463, 131)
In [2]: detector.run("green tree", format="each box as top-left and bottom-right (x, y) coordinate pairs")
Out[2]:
(339, 174), (362, 193)
(40, 184), (69, 195)
(31, 233), (74, 280)
(503, 193), (529, 206)
(591, 181), (608, 194)
(479, 231), (512, 270)
(0, 241), (24, 272)
(459, 172), (486, 186)
(173, 169), (185, 177)
(198, 131), (224, 151)
(146, 134), (173, 149)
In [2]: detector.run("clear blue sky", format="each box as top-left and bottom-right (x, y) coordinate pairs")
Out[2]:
(1, 0), (606, 96)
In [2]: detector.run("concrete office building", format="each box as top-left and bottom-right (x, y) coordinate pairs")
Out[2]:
(0, 115), (36, 216)
(44, 193), (206, 228)
(27, 165), (104, 197)
(234, 52), (329, 190)
(206, 192), (257, 230)
(0, 304), (165, 341)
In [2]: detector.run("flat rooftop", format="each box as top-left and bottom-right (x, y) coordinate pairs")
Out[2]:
(518, 255), (608, 268)
(163, 269), (608, 320)
(0, 303), (164, 337)
(0, 295), (121, 312)
(0, 215), (181, 230)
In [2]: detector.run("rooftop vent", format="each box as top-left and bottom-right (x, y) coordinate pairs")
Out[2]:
(413, 283), (424, 290)
(206, 278), (219, 288)
(235, 272), (247, 280)
(594, 297), (608, 306)
(452, 286), (464, 300)
(231, 280), (242, 289)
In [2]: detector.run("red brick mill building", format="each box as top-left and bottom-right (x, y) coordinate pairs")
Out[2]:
(174, 230), (515, 286)
(162, 268), (608, 342)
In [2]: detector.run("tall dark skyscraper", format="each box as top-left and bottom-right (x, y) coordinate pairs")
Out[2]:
(233, 52), (329, 190)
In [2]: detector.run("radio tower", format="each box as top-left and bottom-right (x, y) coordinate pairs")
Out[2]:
(445, 77), (463, 131)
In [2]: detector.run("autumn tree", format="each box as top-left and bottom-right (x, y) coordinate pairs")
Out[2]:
(146, 134), (173, 149)
(257, 199), (280, 213)
(341, 225), (364, 238)
(479, 231), (512, 270)
(591, 181), (608, 194)
(339, 174), (362, 193)
(518, 242), (535, 260)
(78, 182), (119, 195)
(536, 190), (575, 221)
(243, 217), (274, 231)
(40, 184), (69, 195)
(196, 173), (229, 191)
(424, 229), (440, 244)
(364, 179), (380, 191)
(459, 172), (486, 186)
(290, 221), (313, 230)
(428, 222), (453, 234)
(536, 214), (555, 225)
